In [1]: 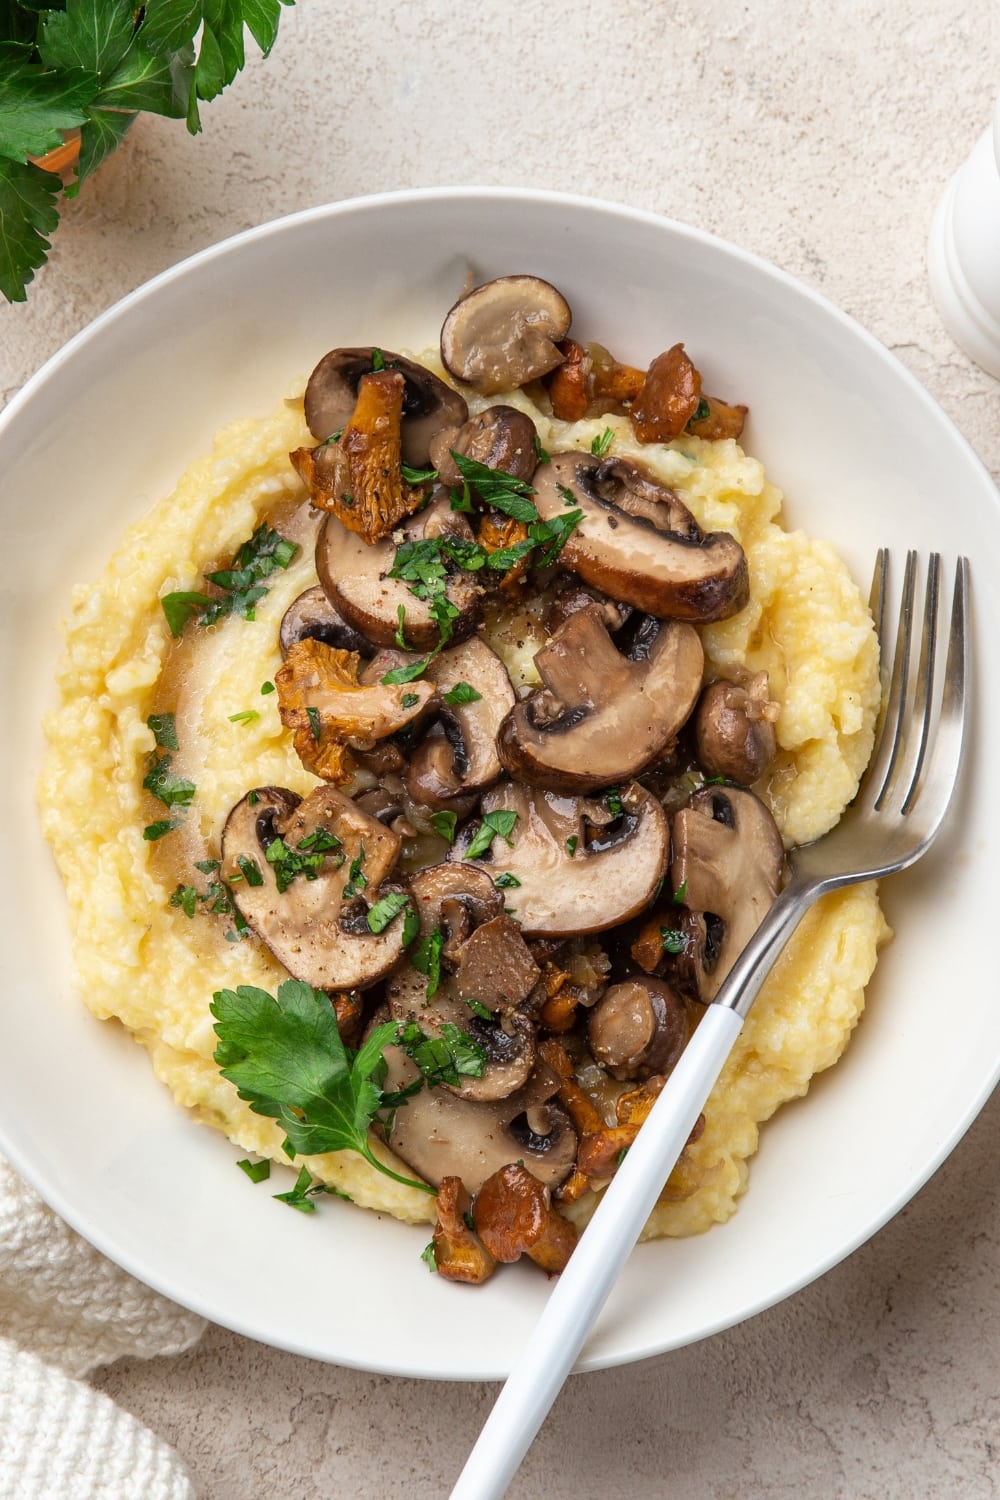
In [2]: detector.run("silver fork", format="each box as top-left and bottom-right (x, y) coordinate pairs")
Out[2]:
(450, 551), (970, 1500)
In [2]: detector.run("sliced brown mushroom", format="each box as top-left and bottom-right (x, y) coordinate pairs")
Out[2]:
(532, 451), (748, 623)
(220, 785), (409, 990)
(279, 585), (375, 659)
(303, 346), (468, 466)
(496, 606), (704, 793)
(316, 495), (484, 651)
(428, 404), (539, 487)
(406, 636), (516, 809)
(387, 866), (540, 1102)
(453, 781), (669, 936)
(380, 1048), (577, 1193)
(693, 671), (778, 785)
(440, 275), (572, 394)
(669, 785), (785, 1002)
(586, 975), (690, 1081)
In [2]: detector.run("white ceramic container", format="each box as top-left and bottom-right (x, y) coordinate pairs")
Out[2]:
(929, 92), (1000, 378)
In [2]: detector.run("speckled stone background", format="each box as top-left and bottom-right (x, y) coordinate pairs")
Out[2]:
(3, 2), (1000, 1496)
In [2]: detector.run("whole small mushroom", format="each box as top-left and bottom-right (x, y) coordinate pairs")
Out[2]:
(440, 275), (572, 394)
(587, 976), (690, 1081)
(428, 404), (539, 487)
(694, 671), (779, 785)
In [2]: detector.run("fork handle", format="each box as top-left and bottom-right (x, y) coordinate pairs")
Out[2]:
(449, 876), (822, 1500)
(448, 1002), (744, 1500)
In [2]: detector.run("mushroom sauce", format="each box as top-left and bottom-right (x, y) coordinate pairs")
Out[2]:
(39, 279), (890, 1280)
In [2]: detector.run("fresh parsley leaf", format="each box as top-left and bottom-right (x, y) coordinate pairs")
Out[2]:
(297, 827), (342, 855)
(236, 854), (264, 887)
(147, 711), (179, 750)
(430, 810), (458, 844)
(465, 809), (518, 860)
(237, 1156), (271, 1183)
(494, 872), (521, 889)
(370, 346), (385, 371)
(464, 997), (492, 1020)
(0, 157), (61, 303)
(605, 786), (624, 817)
(0, 61), (95, 161)
(366, 891), (412, 933)
(565, 836), (578, 856)
(401, 904), (421, 948)
(421, 1240), (438, 1272)
(533, 434), (550, 465)
(660, 927), (687, 954)
(211, 979), (433, 1193)
(37, 2), (135, 77)
(394, 604), (411, 650)
(401, 692), (419, 708)
(260, 680), (275, 695)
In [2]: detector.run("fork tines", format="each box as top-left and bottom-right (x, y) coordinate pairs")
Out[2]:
(866, 549), (969, 826)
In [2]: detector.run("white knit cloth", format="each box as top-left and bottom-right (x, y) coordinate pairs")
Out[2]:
(0, 1156), (205, 1500)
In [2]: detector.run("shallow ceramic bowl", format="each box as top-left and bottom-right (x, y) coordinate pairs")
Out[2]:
(0, 189), (994, 1379)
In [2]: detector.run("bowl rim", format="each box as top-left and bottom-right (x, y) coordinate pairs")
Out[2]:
(4, 185), (999, 1377)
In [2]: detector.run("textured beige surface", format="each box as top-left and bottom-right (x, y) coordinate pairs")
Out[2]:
(4, 0), (1000, 1495)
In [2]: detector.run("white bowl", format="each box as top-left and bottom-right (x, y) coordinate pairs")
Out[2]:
(0, 189), (995, 1379)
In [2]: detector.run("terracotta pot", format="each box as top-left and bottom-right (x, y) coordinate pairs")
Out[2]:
(32, 131), (82, 179)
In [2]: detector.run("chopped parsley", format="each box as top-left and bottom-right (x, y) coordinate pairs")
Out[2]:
(464, 997), (492, 1020)
(450, 452), (539, 523)
(273, 1164), (351, 1213)
(237, 1157), (271, 1184)
(411, 928), (444, 998)
(565, 836), (578, 857)
(161, 523), (299, 638)
(398, 1020), (487, 1089)
(465, 809), (519, 861)
(228, 708), (260, 726)
(142, 754), (195, 810)
(401, 692), (420, 708)
(305, 706), (322, 743)
(430, 810), (458, 844)
(260, 681), (276, 695)
(494, 872), (521, 889)
(591, 427), (615, 457)
(442, 681), (482, 706)
(366, 890), (413, 934)
(533, 434), (551, 465)
(144, 818), (182, 841)
(147, 712), (179, 750)
(343, 844), (368, 900)
(401, 463), (439, 486)
(660, 927), (687, 954)
(690, 398), (711, 425)
(265, 834), (340, 894)
(421, 1241), (438, 1272)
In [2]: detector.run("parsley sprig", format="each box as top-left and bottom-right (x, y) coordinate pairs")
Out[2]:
(161, 522), (298, 638)
(1, 0), (296, 304)
(211, 979), (435, 1194)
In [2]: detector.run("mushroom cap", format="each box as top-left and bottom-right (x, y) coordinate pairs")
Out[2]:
(453, 781), (670, 936)
(533, 451), (749, 623)
(428, 404), (539, 487)
(496, 606), (704, 793)
(316, 496), (483, 651)
(586, 975), (690, 1081)
(406, 635), (516, 807)
(693, 672), (778, 785)
(670, 785), (785, 1002)
(382, 1047), (577, 1193)
(278, 585), (376, 660)
(440, 276), (572, 394)
(220, 785), (409, 991)
(303, 346), (468, 466)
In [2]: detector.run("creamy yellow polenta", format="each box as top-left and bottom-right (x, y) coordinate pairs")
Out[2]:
(38, 369), (890, 1237)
